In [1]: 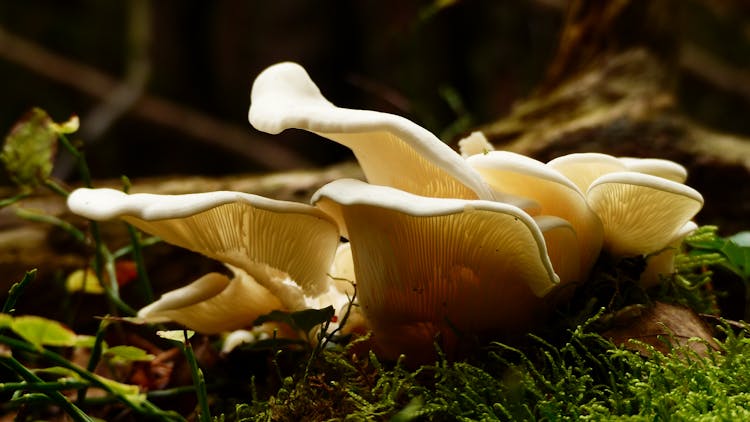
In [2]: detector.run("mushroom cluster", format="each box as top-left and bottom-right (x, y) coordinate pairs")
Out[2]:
(67, 62), (703, 361)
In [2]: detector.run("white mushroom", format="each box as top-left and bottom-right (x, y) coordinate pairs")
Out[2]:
(586, 172), (703, 257)
(312, 178), (574, 359)
(618, 157), (688, 183)
(639, 221), (699, 288)
(137, 270), (283, 334)
(458, 131), (495, 158)
(467, 151), (602, 281)
(64, 62), (708, 362)
(547, 152), (626, 193)
(67, 188), (345, 332)
(249, 62), (511, 204)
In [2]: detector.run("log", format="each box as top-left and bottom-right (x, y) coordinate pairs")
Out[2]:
(480, 0), (750, 233)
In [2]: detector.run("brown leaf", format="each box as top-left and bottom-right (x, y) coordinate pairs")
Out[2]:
(603, 301), (718, 358)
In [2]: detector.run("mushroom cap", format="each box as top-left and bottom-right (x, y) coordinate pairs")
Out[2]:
(312, 178), (570, 359)
(458, 131), (495, 158)
(67, 188), (341, 306)
(547, 153), (626, 192)
(618, 157), (688, 183)
(137, 269), (284, 334)
(586, 172), (704, 256)
(467, 151), (602, 280)
(249, 62), (500, 203)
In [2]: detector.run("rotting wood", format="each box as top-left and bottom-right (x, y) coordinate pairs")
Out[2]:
(480, 0), (750, 232)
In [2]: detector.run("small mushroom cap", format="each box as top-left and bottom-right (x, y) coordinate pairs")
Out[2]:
(467, 151), (602, 280)
(458, 131), (495, 158)
(67, 188), (340, 306)
(547, 153), (626, 192)
(249, 62), (496, 202)
(138, 270), (284, 334)
(312, 179), (570, 358)
(586, 172), (704, 256)
(618, 157), (688, 183)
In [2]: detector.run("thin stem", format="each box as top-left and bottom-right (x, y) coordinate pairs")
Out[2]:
(15, 208), (86, 243)
(0, 354), (93, 422)
(182, 330), (211, 422)
(146, 385), (196, 399)
(120, 176), (153, 303)
(43, 178), (70, 197)
(58, 133), (107, 300)
(77, 319), (109, 404)
(126, 224), (154, 304)
(2, 269), (36, 313)
(57, 133), (92, 186)
(112, 235), (160, 259)
(0, 380), (89, 393)
(0, 192), (31, 209)
(0, 334), (185, 421)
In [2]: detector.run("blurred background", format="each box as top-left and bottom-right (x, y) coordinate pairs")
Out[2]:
(0, 0), (749, 181)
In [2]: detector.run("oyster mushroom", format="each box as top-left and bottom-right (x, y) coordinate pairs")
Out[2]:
(587, 172), (703, 257)
(638, 221), (699, 288)
(311, 178), (576, 359)
(249, 61), (534, 210)
(66, 62), (706, 363)
(535, 152), (701, 281)
(466, 151), (602, 282)
(67, 188), (349, 332)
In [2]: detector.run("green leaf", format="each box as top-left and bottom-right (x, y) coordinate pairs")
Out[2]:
(688, 232), (750, 281)
(0, 313), (11, 329)
(1, 108), (59, 189)
(253, 306), (335, 335)
(157, 330), (194, 343)
(719, 240), (750, 280)
(104, 345), (154, 362)
(11, 315), (77, 348)
(95, 375), (146, 405)
(51, 114), (80, 135)
(74, 335), (99, 348)
(729, 231), (750, 247)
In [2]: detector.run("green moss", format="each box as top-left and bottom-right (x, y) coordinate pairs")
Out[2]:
(218, 226), (750, 421)
(223, 319), (750, 421)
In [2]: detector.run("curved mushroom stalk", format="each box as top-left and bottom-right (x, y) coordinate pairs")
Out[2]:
(68, 188), (341, 308)
(249, 62), (521, 204)
(586, 172), (703, 257)
(312, 179), (571, 361)
(534, 216), (581, 287)
(467, 151), (602, 281)
(138, 269), (285, 334)
(639, 221), (698, 288)
(329, 242), (356, 296)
